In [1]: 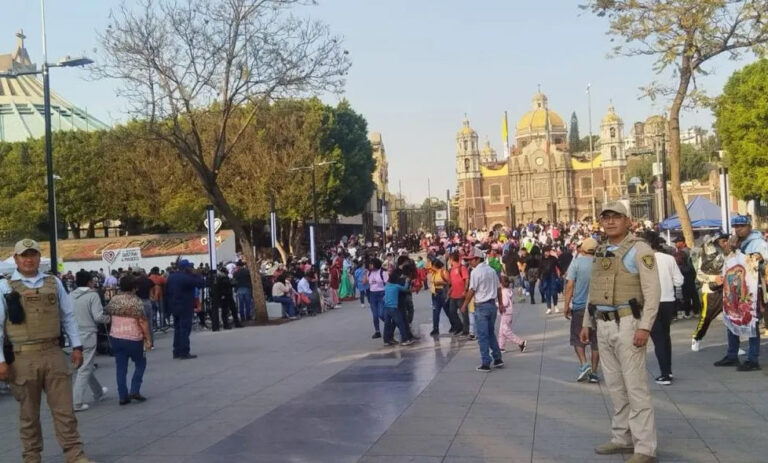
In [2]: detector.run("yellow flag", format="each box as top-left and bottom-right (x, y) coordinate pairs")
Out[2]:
(502, 112), (508, 142)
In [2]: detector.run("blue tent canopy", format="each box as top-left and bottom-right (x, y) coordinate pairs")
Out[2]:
(659, 196), (722, 231)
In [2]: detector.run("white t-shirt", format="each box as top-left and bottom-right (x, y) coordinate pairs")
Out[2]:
(655, 252), (684, 302)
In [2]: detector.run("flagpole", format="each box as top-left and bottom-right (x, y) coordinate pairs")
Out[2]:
(587, 83), (596, 220)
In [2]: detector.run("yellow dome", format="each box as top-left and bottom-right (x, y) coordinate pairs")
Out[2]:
(516, 109), (565, 131)
(602, 104), (622, 124)
(457, 116), (477, 137)
(516, 92), (566, 131)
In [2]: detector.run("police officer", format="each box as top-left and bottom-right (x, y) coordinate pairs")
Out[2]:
(0, 239), (95, 463)
(580, 203), (660, 463)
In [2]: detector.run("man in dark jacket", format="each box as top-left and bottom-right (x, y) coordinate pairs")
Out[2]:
(232, 261), (253, 321)
(165, 260), (205, 359)
(210, 268), (243, 331)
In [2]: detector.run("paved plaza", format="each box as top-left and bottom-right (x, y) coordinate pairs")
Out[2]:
(1, 292), (768, 462)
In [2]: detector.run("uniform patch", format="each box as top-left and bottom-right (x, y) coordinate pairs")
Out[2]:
(22, 239), (34, 248)
(641, 255), (655, 270)
(47, 293), (57, 305)
(601, 258), (612, 270)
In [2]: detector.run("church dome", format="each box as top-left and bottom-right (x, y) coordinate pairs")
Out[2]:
(516, 92), (566, 131)
(457, 116), (477, 137)
(602, 104), (622, 124)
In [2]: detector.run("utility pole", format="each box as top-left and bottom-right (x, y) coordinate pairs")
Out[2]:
(427, 178), (432, 232)
(587, 83), (596, 220)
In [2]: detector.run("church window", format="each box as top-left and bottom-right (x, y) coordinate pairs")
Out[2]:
(557, 182), (564, 196)
(533, 180), (547, 198)
(463, 140), (468, 151)
(464, 158), (470, 172)
(611, 146), (617, 159)
(610, 127), (616, 138)
(520, 185), (526, 199)
(490, 184), (502, 204)
(580, 177), (592, 193)
(554, 137), (562, 145)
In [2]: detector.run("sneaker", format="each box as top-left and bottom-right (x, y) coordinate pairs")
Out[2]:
(361, 303), (365, 307)
(400, 339), (415, 346)
(288, 316), (298, 320)
(554, 307), (560, 313)
(577, 364), (591, 382)
(684, 313), (692, 319)
(691, 339), (701, 352)
(500, 348), (507, 353)
(493, 359), (504, 368)
(626, 453), (657, 463)
(594, 442), (634, 455)
(588, 373), (599, 383)
(738, 348), (747, 356)
(737, 360), (761, 371)
(476, 364), (491, 372)
(713, 356), (740, 367)
(128, 394), (147, 402)
(676, 311), (684, 320)
(429, 329), (439, 336)
(468, 334), (476, 341)
(519, 340), (528, 353)
(545, 308), (552, 314)
(383, 340), (397, 346)
(654, 375), (672, 385)
(93, 386), (109, 402)
(73, 404), (90, 412)
(372, 332), (382, 339)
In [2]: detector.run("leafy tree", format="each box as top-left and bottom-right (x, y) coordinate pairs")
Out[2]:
(680, 144), (710, 183)
(583, 0), (768, 245)
(715, 59), (768, 200)
(97, 0), (351, 321)
(581, 135), (599, 153)
(569, 112), (581, 152)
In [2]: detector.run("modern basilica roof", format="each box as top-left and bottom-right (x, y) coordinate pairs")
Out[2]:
(0, 30), (109, 142)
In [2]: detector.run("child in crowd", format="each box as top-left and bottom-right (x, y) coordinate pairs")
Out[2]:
(498, 275), (528, 353)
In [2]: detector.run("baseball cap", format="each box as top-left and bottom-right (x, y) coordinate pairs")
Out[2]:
(731, 215), (751, 226)
(673, 235), (685, 243)
(600, 201), (629, 217)
(178, 259), (194, 269)
(581, 237), (598, 253)
(14, 239), (41, 255)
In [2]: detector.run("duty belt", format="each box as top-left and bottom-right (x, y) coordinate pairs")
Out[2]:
(597, 307), (634, 322)
(13, 338), (59, 353)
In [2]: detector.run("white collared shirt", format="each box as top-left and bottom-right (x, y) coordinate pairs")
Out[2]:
(468, 261), (500, 303)
(0, 270), (82, 363)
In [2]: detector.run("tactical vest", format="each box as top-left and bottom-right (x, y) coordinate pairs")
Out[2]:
(588, 235), (644, 307)
(5, 276), (61, 344)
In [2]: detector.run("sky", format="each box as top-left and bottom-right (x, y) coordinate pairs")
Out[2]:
(0, 0), (756, 204)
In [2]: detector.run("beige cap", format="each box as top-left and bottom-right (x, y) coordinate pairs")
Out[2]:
(581, 237), (598, 253)
(600, 201), (629, 217)
(14, 238), (41, 255)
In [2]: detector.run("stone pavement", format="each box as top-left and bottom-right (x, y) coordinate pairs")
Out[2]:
(1, 291), (768, 462)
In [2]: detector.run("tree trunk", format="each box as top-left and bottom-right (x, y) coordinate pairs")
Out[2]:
(69, 222), (81, 239)
(206, 181), (268, 322)
(86, 222), (96, 238)
(669, 52), (695, 247)
(275, 241), (288, 265)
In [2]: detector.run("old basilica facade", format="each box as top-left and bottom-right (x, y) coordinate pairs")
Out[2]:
(456, 91), (628, 229)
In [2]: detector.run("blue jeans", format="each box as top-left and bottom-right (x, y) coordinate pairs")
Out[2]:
(726, 328), (760, 363)
(383, 306), (408, 343)
(236, 287), (253, 320)
(368, 290), (384, 333)
(359, 288), (368, 305)
(272, 295), (296, 317)
(173, 312), (193, 358)
(110, 336), (146, 400)
(431, 289), (447, 331)
(475, 301), (502, 366)
(541, 276), (559, 309)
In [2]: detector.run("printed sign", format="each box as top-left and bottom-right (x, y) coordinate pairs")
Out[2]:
(435, 219), (445, 227)
(101, 248), (142, 267)
(435, 210), (447, 220)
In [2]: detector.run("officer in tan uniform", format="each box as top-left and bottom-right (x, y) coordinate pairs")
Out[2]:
(580, 203), (660, 463)
(0, 239), (94, 463)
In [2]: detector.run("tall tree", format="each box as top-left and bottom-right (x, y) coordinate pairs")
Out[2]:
(583, 0), (768, 246)
(715, 59), (768, 201)
(569, 111), (581, 152)
(97, 0), (351, 321)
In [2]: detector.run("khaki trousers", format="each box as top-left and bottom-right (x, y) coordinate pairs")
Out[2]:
(9, 347), (85, 463)
(596, 317), (657, 457)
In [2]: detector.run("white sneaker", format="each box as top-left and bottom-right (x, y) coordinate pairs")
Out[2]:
(691, 339), (701, 352)
(554, 307), (560, 313)
(545, 308), (552, 315)
(738, 348), (747, 356)
(677, 311), (684, 320)
(73, 404), (90, 412)
(94, 387), (108, 402)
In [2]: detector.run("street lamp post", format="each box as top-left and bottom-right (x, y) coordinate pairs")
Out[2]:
(587, 84), (597, 220)
(288, 160), (335, 267)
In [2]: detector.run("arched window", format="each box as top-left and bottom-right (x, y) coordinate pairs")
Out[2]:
(610, 127), (616, 138)
(611, 146), (617, 159)
(464, 158), (470, 172)
(463, 140), (468, 151)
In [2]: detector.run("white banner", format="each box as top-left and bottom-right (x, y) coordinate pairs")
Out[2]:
(435, 210), (447, 220)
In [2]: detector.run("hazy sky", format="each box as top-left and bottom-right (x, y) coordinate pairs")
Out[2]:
(1, 1), (754, 203)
